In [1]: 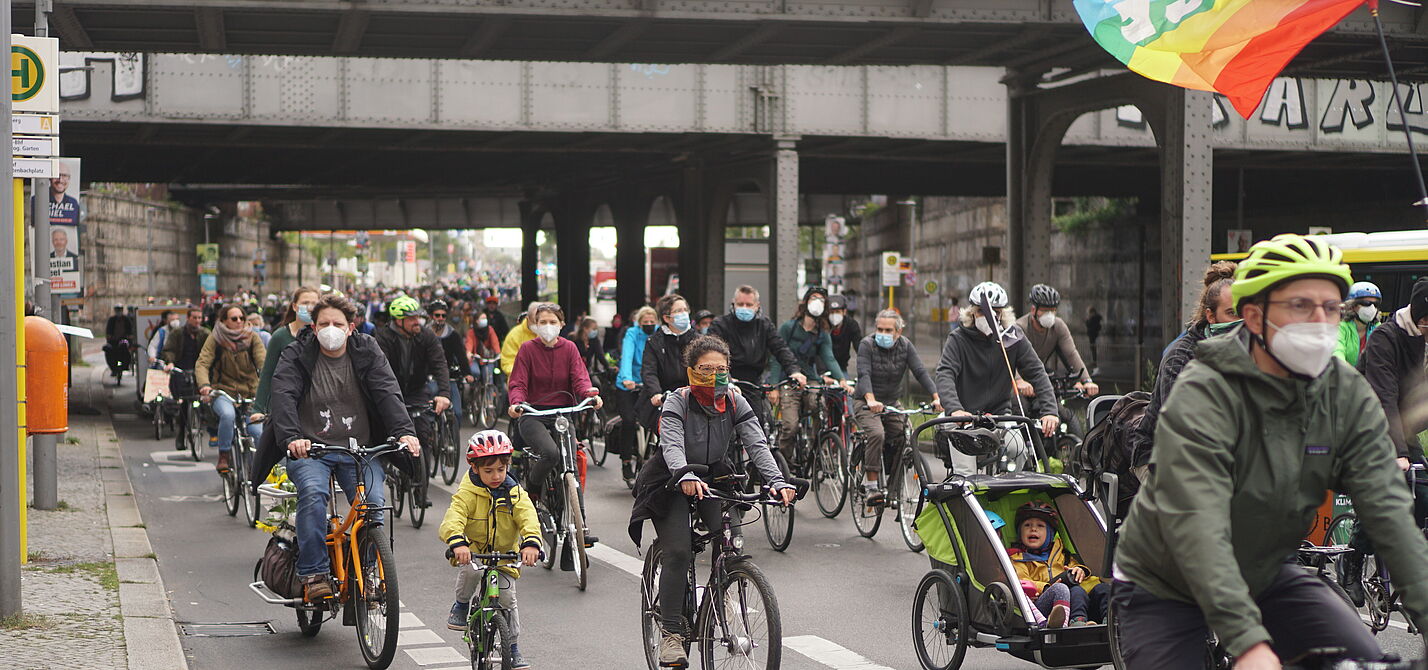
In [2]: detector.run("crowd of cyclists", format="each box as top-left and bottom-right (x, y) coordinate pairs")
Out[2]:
(102, 229), (1428, 669)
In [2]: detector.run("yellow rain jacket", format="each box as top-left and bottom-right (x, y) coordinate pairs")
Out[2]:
(438, 472), (541, 578)
(1007, 536), (1096, 595)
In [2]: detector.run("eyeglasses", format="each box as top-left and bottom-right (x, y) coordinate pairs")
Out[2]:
(1265, 298), (1344, 319)
(225, 315), (243, 322)
(693, 365), (729, 374)
(432, 313), (447, 319)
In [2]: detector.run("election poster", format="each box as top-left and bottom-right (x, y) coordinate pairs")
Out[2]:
(47, 158), (83, 295)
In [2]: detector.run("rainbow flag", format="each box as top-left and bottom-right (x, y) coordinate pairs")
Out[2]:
(1074, 0), (1365, 118)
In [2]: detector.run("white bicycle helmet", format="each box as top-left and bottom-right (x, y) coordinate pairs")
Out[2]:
(969, 282), (1009, 309)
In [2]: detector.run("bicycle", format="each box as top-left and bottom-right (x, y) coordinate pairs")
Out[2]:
(431, 384), (463, 487)
(583, 359), (618, 468)
(166, 369), (206, 461)
(390, 402), (436, 529)
(247, 439), (406, 670)
(732, 378), (800, 552)
(1045, 370), (1088, 465)
(806, 383), (852, 520)
(1331, 465), (1428, 635)
(514, 397), (597, 591)
(211, 390), (258, 526)
(462, 552), (523, 670)
(640, 466), (800, 670)
(465, 356), (503, 431)
(848, 403), (935, 552)
(147, 369), (180, 441)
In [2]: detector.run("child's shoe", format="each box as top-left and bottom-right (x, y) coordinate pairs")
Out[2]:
(1046, 602), (1069, 628)
(510, 643), (531, 669)
(447, 601), (469, 631)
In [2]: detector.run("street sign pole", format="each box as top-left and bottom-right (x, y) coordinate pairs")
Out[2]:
(29, 0), (57, 512)
(1, 0), (27, 619)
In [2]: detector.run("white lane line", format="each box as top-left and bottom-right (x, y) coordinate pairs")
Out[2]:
(397, 629), (445, 646)
(586, 543), (645, 578)
(1363, 615), (1410, 631)
(404, 646), (469, 666)
(399, 611), (425, 629)
(785, 635), (897, 670)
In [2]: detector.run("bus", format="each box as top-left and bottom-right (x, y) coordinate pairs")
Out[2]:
(1213, 230), (1428, 308)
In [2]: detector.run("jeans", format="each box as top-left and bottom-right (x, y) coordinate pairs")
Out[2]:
(426, 380), (463, 429)
(288, 453), (386, 578)
(652, 496), (723, 634)
(211, 394), (237, 454)
(454, 570), (520, 644)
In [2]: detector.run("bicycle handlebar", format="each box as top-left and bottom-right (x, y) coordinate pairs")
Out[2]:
(878, 403), (935, 416)
(512, 397), (598, 416)
(307, 440), (408, 459)
(667, 465), (799, 506)
(209, 389), (252, 406)
(731, 378), (798, 395)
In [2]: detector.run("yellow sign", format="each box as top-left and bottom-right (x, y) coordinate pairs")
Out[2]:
(11, 46), (42, 102)
(9, 35), (58, 114)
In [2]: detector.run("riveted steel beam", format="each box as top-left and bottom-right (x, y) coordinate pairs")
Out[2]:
(910, 0), (936, 19)
(195, 7), (225, 51)
(49, 4), (92, 49)
(768, 139), (800, 321)
(1159, 88), (1213, 334)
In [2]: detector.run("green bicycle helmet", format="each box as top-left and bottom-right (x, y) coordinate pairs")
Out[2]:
(388, 296), (425, 319)
(1229, 234), (1352, 310)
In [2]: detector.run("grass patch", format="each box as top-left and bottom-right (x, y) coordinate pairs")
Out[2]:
(27, 550), (53, 563)
(127, 523), (146, 529)
(43, 561), (120, 591)
(116, 492), (132, 496)
(28, 500), (77, 512)
(65, 436), (81, 445)
(0, 613), (55, 631)
(141, 552), (157, 560)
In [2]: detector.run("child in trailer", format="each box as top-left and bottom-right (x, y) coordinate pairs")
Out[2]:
(1007, 501), (1106, 627)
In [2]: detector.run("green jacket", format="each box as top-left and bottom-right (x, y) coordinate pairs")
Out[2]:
(1331, 318), (1377, 367)
(252, 324), (299, 416)
(769, 319), (845, 383)
(1116, 326), (1428, 656)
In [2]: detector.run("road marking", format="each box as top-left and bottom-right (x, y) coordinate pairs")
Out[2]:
(785, 635), (896, 670)
(397, 629), (444, 646)
(399, 611), (425, 629)
(1362, 615), (1410, 631)
(404, 646), (468, 666)
(149, 450), (212, 474)
(586, 543), (644, 578)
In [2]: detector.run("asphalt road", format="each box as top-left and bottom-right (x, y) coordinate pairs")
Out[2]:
(96, 372), (1424, 670)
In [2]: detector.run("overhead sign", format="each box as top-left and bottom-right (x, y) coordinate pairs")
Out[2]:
(13, 113), (57, 135)
(13, 157), (57, 179)
(13, 135), (57, 156)
(11, 35), (59, 114)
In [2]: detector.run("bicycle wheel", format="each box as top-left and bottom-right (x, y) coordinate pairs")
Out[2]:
(237, 441), (257, 527)
(848, 449), (883, 539)
(222, 461), (240, 517)
(440, 433), (460, 486)
(1107, 591), (1127, 670)
(587, 414), (609, 467)
(537, 504), (557, 571)
(353, 526), (401, 670)
(563, 473), (589, 591)
(1364, 556), (1391, 633)
(427, 418), (443, 479)
(640, 540), (666, 670)
(297, 605), (324, 638)
(813, 432), (847, 519)
(408, 477), (427, 529)
(698, 559), (781, 670)
(153, 404), (164, 441)
(174, 408), (188, 451)
(472, 612), (514, 670)
(1326, 512), (1357, 546)
(911, 569), (967, 670)
(479, 383), (498, 430)
(896, 448), (925, 553)
(188, 406), (206, 462)
(388, 468), (405, 520)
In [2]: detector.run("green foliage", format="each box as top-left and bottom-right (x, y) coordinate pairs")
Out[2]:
(0, 613), (54, 630)
(1052, 197), (1138, 234)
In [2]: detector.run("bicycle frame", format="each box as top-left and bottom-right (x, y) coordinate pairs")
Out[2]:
(465, 553), (520, 645)
(316, 442), (400, 605)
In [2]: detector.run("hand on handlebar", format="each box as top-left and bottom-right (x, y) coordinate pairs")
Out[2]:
(948, 410), (973, 419)
(287, 439), (312, 459)
(681, 478), (711, 499)
(1236, 643), (1279, 670)
(776, 486), (797, 506)
(1075, 381), (1100, 397)
(1039, 414), (1060, 438)
(453, 545), (471, 566)
(520, 546), (540, 567)
(789, 372), (808, 388)
(508, 404), (525, 419)
(932, 395), (944, 413)
(248, 413), (265, 424)
(399, 434), (422, 457)
(650, 393), (664, 407)
(588, 392), (604, 410)
(433, 396), (452, 414)
(199, 386), (212, 400)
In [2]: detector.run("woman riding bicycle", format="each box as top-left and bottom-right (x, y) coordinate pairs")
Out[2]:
(615, 306), (658, 482)
(627, 335), (795, 668)
(196, 303), (267, 474)
(1113, 234), (1428, 670)
(640, 294), (697, 433)
(768, 287), (852, 458)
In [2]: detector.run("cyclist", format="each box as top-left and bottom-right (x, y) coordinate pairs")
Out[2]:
(352, 301), (375, 335)
(161, 308), (209, 372)
(374, 296), (452, 508)
(506, 302), (603, 544)
(827, 294), (861, 374)
(640, 294), (697, 430)
(572, 316), (605, 371)
(104, 304), (136, 381)
(256, 294), (421, 602)
(429, 299), (471, 429)
(934, 281), (1058, 473)
(625, 335), (796, 668)
(615, 306), (658, 482)
(250, 286), (321, 443)
(465, 306), (501, 386)
(1333, 281), (1381, 366)
(769, 286), (853, 457)
(1130, 262), (1238, 479)
(499, 310), (539, 377)
(1014, 284), (1098, 398)
(195, 303), (267, 473)
(707, 285), (808, 423)
(439, 430), (539, 670)
(603, 312), (627, 354)
(854, 309), (941, 503)
(483, 296), (511, 342)
(145, 309), (178, 365)
(693, 309), (715, 336)
(1113, 234), (1428, 670)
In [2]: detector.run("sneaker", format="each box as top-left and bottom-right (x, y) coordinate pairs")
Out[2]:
(1046, 603), (1069, 629)
(583, 529), (599, 547)
(447, 601), (470, 631)
(864, 483), (886, 507)
(621, 459), (636, 482)
(216, 451), (231, 473)
(510, 644), (530, 669)
(658, 632), (688, 667)
(302, 574), (333, 602)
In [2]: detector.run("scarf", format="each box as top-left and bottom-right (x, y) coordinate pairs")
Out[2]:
(214, 320), (252, 352)
(686, 367), (729, 412)
(1015, 535), (1054, 563)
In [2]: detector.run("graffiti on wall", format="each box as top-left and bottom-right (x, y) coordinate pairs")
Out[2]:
(60, 52), (145, 101)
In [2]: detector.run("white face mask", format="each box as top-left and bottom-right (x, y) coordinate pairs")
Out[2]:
(534, 324), (561, 343)
(317, 325), (348, 351)
(829, 313), (844, 327)
(169, 318), (181, 329)
(1037, 312), (1056, 330)
(975, 315), (995, 336)
(807, 299), (825, 317)
(1266, 320), (1338, 378)
(1357, 305), (1379, 324)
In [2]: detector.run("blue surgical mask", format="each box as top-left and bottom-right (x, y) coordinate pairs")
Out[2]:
(296, 305), (312, 324)
(672, 312), (691, 332)
(697, 327), (709, 336)
(875, 333), (896, 349)
(734, 307), (756, 322)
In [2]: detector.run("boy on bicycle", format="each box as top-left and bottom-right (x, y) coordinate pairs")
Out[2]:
(439, 430), (541, 670)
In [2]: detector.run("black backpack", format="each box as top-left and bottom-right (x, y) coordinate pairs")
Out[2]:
(1074, 391), (1151, 518)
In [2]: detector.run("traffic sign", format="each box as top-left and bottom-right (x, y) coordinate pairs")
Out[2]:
(13, 135), (56, 157)
(11, 35), (58, 114)
(12, 157), (57, 179)
(12, 113), (57, 135)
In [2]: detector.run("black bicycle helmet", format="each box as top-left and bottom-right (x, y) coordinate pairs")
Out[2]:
(936, 425), (1002, 468)
(1028, 284), (1061, 308)
(693, 309), (715, 322)
(1014, 501), (1059, 530)
(427, 299), (450, 314)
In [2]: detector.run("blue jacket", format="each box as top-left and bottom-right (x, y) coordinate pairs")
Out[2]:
(617, 326), (648, 387)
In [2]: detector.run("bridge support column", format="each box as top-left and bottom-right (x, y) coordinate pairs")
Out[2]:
(553, 197), (594, 319)
(768, 139), (800, 321)
(613, 194), (651, 316)
(1006, 77), (1062, 314)
(1158, 88), (1214, 330)
(519, 201), (539, 308)
(678, 161), (725, 312)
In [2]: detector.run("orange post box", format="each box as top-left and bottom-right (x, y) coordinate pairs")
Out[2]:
(25, 316), (68, 434)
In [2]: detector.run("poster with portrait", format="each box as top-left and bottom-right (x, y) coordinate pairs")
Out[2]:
(47, 158), (83, 296)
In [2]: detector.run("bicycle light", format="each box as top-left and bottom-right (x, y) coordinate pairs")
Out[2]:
(732, 533), (744, 550)
(555, 416), (570, 433)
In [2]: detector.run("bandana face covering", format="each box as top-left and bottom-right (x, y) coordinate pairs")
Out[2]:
(686, 367), (729, 412)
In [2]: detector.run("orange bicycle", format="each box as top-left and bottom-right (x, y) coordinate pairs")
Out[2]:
(249, 439), (406, 670)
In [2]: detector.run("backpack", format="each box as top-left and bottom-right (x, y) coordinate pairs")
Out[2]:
(259, 525), (302, 599)
(1073, 391), (1151, 518)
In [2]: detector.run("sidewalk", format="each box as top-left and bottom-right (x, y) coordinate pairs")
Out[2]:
(2, 362), (188, 670)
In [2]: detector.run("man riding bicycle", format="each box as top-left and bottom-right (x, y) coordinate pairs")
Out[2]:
(1113, 234), (1428, 670)
(854, 309), (941, 503)
(707, 285), (808, 425)
(374, 296), (452, 508)
(429, 299), (471, 428)
(1014, 284), (1098, 397)
(254, 294), (422, 602)
(934, 281), (1059, 474)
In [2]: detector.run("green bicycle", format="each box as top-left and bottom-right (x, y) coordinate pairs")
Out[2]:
(464, 552), (522, 670)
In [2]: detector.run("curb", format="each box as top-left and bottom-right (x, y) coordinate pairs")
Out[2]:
(93, 378), (190, 670)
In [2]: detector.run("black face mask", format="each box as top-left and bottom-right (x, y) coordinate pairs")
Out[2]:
(641, 324), (657, 335)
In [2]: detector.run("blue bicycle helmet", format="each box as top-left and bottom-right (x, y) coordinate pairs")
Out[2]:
(1347, 281), (1382, 301)
(984, 510), (1006, 530)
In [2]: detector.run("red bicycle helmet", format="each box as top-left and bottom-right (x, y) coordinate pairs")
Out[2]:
(466, 430), (514, 462)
